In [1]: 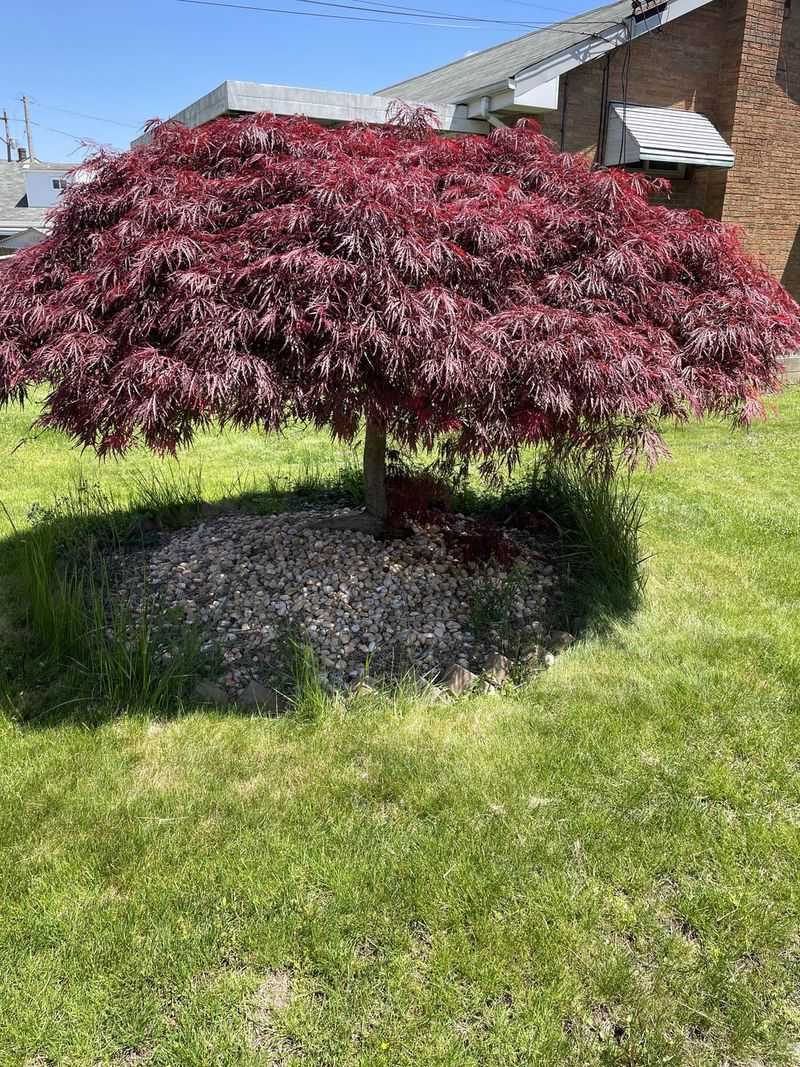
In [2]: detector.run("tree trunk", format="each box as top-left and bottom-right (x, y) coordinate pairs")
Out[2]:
(309, 417), (389, 536)
(363, 418), (388, 525)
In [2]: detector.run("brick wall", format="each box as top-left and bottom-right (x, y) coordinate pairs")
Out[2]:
(532, 0), (800, 297)
(717, 0), (800, 294)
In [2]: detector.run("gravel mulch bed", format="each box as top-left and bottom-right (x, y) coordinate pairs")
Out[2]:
(114, 507), (565, 704)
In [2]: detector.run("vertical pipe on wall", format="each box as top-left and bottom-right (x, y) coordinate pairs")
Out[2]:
(594, 54), (612, 166)
(559, 72), (570, 151)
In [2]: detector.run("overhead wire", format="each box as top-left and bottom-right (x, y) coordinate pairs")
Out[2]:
(338, 0), (626, 26)
(177, 0), (537, 28)
(9, 113), (106, 145)
(369, 0), (603, 18)
(29, 101), (140, 130)
(499, 0), (604, 13)
(594, 51), (611, 165)
(176, 0), (615, 36)
(296, 0), (547, 26)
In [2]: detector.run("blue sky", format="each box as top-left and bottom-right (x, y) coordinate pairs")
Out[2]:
(2, 0), (590, 164)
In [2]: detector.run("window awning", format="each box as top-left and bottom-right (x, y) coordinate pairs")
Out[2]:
(605, 103), (735, 169)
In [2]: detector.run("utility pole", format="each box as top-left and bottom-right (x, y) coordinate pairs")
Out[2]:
(1, 111), (11, 162)
(21, 95), (35, 161)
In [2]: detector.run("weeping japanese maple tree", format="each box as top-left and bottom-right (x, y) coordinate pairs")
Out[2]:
(1, 108), (798, 531)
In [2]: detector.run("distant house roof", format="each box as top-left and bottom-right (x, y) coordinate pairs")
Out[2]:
(0, 160), (72, 236)
(0, 226), (48, 253)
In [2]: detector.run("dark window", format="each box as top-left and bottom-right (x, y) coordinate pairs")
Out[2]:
(624, 159), (688, 178)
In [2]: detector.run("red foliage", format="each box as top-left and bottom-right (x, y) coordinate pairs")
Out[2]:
(443, 523), (520, 568)
(386, 467), (453, 526)
(382, 463), (519, 566)
(1, 110), (798, 468)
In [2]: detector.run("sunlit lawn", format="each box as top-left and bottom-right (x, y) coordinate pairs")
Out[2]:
(1, 390), (799, 1066)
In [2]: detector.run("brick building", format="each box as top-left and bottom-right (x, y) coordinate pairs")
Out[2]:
(381, 0), (800, 297)
(137, 0), (800, 297)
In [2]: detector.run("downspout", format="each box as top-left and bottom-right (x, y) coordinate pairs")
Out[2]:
(559, 72), (569, 151)
(594, 53), (612, 167)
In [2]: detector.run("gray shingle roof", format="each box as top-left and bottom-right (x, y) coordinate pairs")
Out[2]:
(376, 0), (631, 103)
(0, 160), (72, 233)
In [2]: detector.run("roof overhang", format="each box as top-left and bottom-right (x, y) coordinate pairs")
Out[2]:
(456, 0), (715, 121)
(604, 102), (735, 168)
(131, 80), (489, 146)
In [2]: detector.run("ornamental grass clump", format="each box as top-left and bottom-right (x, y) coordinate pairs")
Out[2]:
(1, 107), (798, 531)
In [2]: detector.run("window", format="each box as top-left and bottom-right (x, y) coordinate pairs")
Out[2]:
(626, 159), (688, 178)
(51, 178), (68, 191)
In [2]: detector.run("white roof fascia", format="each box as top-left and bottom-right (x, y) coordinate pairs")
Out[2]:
(226, 81), (488, 131)
(511, 77), (561, 111)
(470, 0), (714, 114)
(465, 79), (560, 117)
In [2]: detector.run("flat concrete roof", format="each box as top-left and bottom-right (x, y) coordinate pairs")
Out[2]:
(131, 80), (490, 147)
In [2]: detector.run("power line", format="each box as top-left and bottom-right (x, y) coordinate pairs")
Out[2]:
(176, 0), (610, 30)
(9, 114), (98, 144)
(177, 0), (614, 38)
(289, 0), (544, 27)
(347, 0), (578, 15)
(498, 0), (615, 16)
(6, 94), (131, 156)
(176, 0), (538, 27)
(176, 0), (612, 38)
(30, 100), (140, 130)
(297, 0), (621, 29)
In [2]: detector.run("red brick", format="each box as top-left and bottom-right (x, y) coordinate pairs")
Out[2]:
(538, 0), (800, 295)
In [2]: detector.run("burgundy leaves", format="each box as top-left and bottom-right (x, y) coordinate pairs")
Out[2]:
(0, 109), (798, 468)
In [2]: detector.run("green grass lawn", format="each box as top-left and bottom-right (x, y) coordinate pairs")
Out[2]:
(1, 392), (799, 1066)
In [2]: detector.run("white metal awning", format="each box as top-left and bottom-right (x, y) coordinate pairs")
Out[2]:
(605, 102), (735, 169)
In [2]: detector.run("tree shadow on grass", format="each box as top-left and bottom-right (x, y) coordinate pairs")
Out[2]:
(0, 459), (646, 729)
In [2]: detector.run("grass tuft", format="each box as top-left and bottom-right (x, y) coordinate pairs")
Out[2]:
(483, 457), (647, 634)
(6, 469), (211, 719)
(290, 639), (329, 721)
